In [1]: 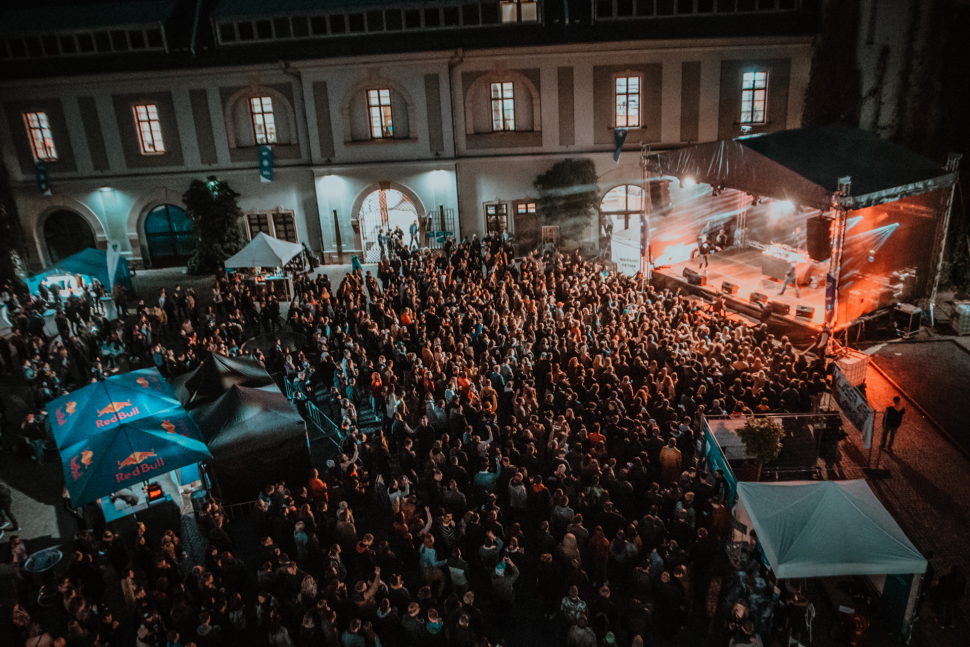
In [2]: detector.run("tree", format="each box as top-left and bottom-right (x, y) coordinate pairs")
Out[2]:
(0, 157), (28, 289)
(736, 417), (785, 481)
(534, 158), (600, 248)
(182, 176), (246, 274)
(801, 0), (862, 128)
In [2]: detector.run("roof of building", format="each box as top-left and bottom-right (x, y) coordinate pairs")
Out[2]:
(0, 0), (178, 34)
(212, 0), (461, 19)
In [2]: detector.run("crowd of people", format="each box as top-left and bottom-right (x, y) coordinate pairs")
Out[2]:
(1, 233), (845, 647)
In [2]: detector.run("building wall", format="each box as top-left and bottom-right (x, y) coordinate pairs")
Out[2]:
(0, 36), (812, 269)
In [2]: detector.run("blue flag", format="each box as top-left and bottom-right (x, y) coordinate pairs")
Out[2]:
(613, 129), (629, 163)
(259, 145), (273, 182)
(35, 160), (50, 194)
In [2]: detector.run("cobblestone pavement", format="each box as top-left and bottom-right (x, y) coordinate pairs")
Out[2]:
(838, 364), (970, 646)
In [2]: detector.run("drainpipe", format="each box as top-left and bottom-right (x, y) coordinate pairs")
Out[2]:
(447, 49), (464, 238)
(280, 61), (326, 257)
(190, 0), (203, 56)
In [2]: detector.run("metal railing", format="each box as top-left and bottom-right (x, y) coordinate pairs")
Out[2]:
(280, 373), (345, 445)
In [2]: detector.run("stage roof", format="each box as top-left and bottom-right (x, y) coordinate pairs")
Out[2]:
(650, 123), (956, 210)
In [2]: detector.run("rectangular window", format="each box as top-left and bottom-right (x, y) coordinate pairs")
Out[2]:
(250, 97), (277, 144)
(500, 1), (519, 23)
(272, 212), (298, 243)
(516, 202), (536, 214)
(741, 71), (768, 124)
(133, 104), (165, 154)
(247, 213), (272, 239)
(485, 204), (509, 235)
(501, 1), (539, 23)
(615, 76), (640, 128)
(521, 1), (539, 21)
(490, 82), (515, 131)
(24, 111), (58, 161)
(367, 89), (394, 139)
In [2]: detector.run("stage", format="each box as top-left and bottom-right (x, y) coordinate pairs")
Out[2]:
(653, 247), (827, 337)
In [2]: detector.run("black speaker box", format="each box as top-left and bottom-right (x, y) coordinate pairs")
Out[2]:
(795, 304), (815, 319)
(721, 281), (739, 295)
(687, 272), (707, 286)
(683, 267), (696, 278)
(770, 301), (791, 315)
(807, 215), (833, 262)
(750, 292), (768, 305)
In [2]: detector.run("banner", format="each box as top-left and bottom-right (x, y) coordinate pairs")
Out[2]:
(613, 128), (629, 162)
(831, 365), (874, 448)
(35, 160), (51, 194)
(259, 145), (273, 182)
(611, 236), (640, 276)
(825, 272), (838, 325)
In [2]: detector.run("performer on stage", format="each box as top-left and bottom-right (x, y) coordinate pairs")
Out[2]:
(779, 261), (801, 298)
(696, 235), (711, 272)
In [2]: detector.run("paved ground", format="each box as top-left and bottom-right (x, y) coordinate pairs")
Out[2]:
(868, 339), (970, 455)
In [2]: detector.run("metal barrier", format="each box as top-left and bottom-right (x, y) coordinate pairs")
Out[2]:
(224, 499), (259, 521)
(279, 373), (344, 445)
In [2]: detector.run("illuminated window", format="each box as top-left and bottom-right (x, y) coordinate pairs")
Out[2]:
(367, 89), (394, 138)
(615, 76), (640, 128)
(23, 111), (58, 161)
(485, 204), (509, 235)
(490, 82), (515, 131)
(500, 1), (538, 23)
(250, 97), (277, 144)
(741, 72), (768, 124)
(133, 104), (165, 154)
(516, 202), (536, 214)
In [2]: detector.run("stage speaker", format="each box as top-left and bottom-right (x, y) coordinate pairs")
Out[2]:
(683, 268), (707, 286)
(750, 292), (768, 305)
(721, 281), (739, 295)
(795, 304), (815, 319)
(807, 215), (833, 261)
(893, 303), (922, 336)
(769, 301), (791, 315)
(650, 180), (672, 211)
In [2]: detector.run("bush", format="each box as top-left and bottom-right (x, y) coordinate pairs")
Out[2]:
(736, 417), (785, 479)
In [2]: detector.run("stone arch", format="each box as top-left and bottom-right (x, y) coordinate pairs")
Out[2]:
(341, 73), (418, 143)
(30, 197), (108, 267)
(464, 69), (541, 135)
(126, 187), (188, 268)
(350, 182), (426, 255)
(223, 85), (298, 149)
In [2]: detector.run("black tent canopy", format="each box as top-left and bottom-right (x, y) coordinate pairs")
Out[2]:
(649, 123), (957, 210)
(190, 385), (310, 502)
(171, 354), (276, 409)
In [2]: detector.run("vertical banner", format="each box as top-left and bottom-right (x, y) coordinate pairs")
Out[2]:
(258, 145), (273, 183)
(831, 365), (874, 448)
(613, 129), (629, 163)
(824, 272), (838, 326)
(35, 160), (51, 194)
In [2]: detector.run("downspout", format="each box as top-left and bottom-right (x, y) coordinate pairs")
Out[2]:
(447, 49), (464, 238)
(190, 0), (203, 56)
(280, 61), (326, 257)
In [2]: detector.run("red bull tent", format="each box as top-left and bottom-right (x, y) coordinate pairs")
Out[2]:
(46, 368), (181, 450)
(60, 409), (211, 506)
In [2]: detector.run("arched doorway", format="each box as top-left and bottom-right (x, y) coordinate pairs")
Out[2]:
(145, 204), (195, 267)
(357, 188), (418, 262)
(600, 184), (644, 233)
(44, 210), (96, 264)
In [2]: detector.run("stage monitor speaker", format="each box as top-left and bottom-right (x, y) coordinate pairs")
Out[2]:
(769, 301), (791, 315)
(807, 215), (833, 261)
(750, 292), (768, 305)
(721, 281), (739, 295)
(795, 305), (815, 319)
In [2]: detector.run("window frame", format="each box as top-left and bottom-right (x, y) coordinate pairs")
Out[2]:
(484, 203), (509, 235)
(250, 96), (278, 145)
(132, 103), (165, 155)
(490, 81), (516, 132)
(740, 71), (769, 125)
(366, 88), (395, 139)
(245, 210), (299, 243)
(614, 74), (642, 129)
(23, 111), (58, 161)
(500, 1), (539, 24)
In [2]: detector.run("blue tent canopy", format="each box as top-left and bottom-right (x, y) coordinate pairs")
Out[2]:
(60, 409), (211, 507)
(26, 247), (133, 294)
(46, 368), (182, 450)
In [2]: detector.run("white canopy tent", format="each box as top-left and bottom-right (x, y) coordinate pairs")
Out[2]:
(224, 233), (303, 269)
(735, 480), (925, 578)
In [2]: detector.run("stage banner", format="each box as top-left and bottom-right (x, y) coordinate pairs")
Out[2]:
(612, 236), (640, 277)
(613, 129), (629, 162)
(825, 273), (838, 325)
(831, 365), (874, 448)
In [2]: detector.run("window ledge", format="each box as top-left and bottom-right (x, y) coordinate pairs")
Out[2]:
(230, 143), (298, 150)
(345, 137), (419, 146)
(608, 126), (643, 131)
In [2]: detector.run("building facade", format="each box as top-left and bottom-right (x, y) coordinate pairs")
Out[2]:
(0, 0), (817, 270)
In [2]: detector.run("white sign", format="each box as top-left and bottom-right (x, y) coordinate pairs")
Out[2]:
(832, 365), (874, 448)
(611, 236), (640, 277)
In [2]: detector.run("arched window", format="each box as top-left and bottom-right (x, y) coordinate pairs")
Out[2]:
(357, 188), (419, 262)
(600, 184), (643, 231)
(44, 210), (95, 264)
(224, 87), (297, 149)
(145, 204), (195, 267)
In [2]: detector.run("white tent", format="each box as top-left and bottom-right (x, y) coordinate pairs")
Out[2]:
(735, 480), (925, 579)
(224, 232), (303, 269)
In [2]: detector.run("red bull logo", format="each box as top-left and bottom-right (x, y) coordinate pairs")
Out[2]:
(116, 450), (164, 482)
(95, 401), (139, 428)
(136, 377), (150, 388)
(56, 401), (78, 426)
(161, 420), (176, 433)
(69, 448), (94, 481)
